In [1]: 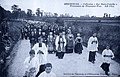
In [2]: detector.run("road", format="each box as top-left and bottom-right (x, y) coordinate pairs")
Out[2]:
(7, 40), (120, 77)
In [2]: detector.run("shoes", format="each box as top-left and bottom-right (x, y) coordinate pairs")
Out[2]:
(105, 71), (109, 76)
(78, 52), (82, 54)
(92, 61), (95, 64)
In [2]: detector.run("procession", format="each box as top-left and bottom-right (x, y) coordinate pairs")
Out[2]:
(22, 20), (83, 77)
(0, 0), (120, 77)
(0, 13), (120, 77)
(19, 20), (116, 77)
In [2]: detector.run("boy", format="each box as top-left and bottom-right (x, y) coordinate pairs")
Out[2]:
(24, 50), (39, 77)
(101, 46), (114, 75)
(39, 63), (56, 77)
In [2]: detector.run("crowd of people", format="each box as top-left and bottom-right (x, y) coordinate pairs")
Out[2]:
(21, 21), (84, 57)
(22, 20), (115, 77)
(87, 33), (114, 75)
(22, 21), (84, 77)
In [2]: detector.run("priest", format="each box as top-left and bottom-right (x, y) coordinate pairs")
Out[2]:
(32, 37), (48, 77)
(87, 33), (98, 64)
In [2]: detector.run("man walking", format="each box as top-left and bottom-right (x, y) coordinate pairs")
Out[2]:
(32, 37), (48, 77)
(87, 33), (98, 64)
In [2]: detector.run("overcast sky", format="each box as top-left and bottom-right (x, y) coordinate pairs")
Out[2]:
(0, 0), (120, 17)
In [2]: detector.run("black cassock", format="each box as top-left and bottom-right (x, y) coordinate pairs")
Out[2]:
(74, 38), (83, 54)
(100, 63), (110, 72)
(29, 35), (36, 48)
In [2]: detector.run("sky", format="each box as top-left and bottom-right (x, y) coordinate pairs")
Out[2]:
(0, 0), (120, 17)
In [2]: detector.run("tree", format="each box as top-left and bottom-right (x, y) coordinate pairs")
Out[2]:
(54, 13), (58, 17)
(27, 9), (32, 17)
(11, 4), (18, 12)
(59, 14), (64, 17)
(5, 10), (12, 19)
(0, 6), (6, 23)
(21, 10), (27, 18)
(55, 18), (64, 26)
(36, 8), (40, 17)
(17, 8), (21, 18)
(11, 4), (19, 19)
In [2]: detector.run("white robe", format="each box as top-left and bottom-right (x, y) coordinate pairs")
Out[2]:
(38, 71), (56, 77)
(32, 43), (48, 65)
(102, 49), (114, 63)
(24, 56), (39, 74)
(55, 36), (66, 50)
(55, 35), (59, 50)
(87, 36), (98, 52)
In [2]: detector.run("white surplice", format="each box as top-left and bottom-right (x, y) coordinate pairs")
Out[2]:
(55, 35), (66, 51)
(32, 43), (48, 71)
(87, 36), (98, 52)
(102, 49), (114, 63)
(24, 56), (39, 74)
(38, 71), (56, 77)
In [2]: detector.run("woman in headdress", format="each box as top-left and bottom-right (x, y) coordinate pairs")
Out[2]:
(47, 32), (54, 54)
(29, 31), (36, 48)
(24, 28), (28, 40)
(37, 28), (42, 42)
(74, 33), (83, 54)
(66, 29), (74, 53)
(34, 28), (38, 44)
(41, 32), (47, 46)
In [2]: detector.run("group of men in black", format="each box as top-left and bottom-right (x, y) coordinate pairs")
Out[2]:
(21, 21), (83, 59)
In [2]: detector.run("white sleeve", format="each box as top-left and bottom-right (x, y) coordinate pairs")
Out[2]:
(110, 50), (114, 58)
(75, 38), (77, 43)
(55, 36), (59, 50)
(42, 43), (48, 63)
(35, 57), (40, 73)
(80, 37), (83, 43)
(32, 44), (38, 55)
(38, 72), (44, 77)
(96, 38), (98, 48)
(43, 43), (48, 57)
(64, 37), (67, 47)
(87, 37), (92, 48)
(72, 34), (74, 40)
(102, 50), (106, 58)
(53, 73), (57, 77)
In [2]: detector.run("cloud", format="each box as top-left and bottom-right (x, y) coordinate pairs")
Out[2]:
(0, 0), (120, 17)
